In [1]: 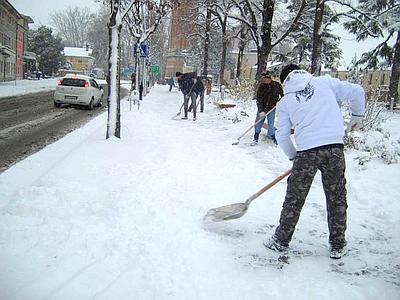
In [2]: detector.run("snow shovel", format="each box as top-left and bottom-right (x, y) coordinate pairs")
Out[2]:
(203, 169), (291, 222)
(171, 103), (184, 119)
(232, 107), (276, 145)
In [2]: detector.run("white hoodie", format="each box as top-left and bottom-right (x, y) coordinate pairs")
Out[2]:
(275, 70), (365, 159)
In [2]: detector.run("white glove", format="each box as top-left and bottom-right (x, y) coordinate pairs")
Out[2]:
(346, 114), (364, 133)
(259, 111), (266, 118)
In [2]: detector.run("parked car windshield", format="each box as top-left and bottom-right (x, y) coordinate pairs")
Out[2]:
(61, 78), (86, 87)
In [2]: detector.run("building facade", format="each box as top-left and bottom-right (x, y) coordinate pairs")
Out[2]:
(164, 0), (197, 78)
(61, 46), (95, 76)
(0, 0), (32, 81)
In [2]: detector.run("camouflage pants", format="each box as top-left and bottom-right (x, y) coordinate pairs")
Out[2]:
(274, 144), (347, 248)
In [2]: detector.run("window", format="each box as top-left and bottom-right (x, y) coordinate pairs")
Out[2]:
(90, 79), (99, 88)
(61, 78), (86, 87)
(381, 73), (386, 85)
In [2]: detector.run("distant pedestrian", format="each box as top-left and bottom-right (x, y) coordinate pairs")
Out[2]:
(251, 71), (283, 146)
(139, 81), (143, 100)
(167, 77), (175, 92)
(131, 73), (136, 91)
(176, 71), (198, 121)
(264, 64), (365, 259)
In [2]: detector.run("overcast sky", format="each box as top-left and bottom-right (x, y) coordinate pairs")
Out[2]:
(9, 0), (100, 25)
(9, 0), (391, 67)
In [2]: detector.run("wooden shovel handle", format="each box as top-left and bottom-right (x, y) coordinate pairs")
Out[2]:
(245, 169), (292, 205)
(237, 107), (276, 141)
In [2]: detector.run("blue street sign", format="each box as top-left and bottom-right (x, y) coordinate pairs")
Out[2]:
(139, 44), (148, 57)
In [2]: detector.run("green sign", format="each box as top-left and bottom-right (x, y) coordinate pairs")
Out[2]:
(150, 65), (160, 75)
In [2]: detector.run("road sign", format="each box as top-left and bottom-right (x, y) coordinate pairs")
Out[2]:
(150, 65), (160, 75)
(139, 44), (148, 57)
(132, 44), (149, 57)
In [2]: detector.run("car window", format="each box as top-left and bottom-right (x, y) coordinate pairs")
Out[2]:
(90, 79), (99, 88)
(61, 78), (86, 87)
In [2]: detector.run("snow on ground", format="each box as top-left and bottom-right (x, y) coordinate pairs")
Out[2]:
(0, 78), (57, 98)
(0, 82), (399, 299)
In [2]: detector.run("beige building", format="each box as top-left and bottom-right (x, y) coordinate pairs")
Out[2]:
(62, 46), (95, 75)
(321, 69), (397, 102)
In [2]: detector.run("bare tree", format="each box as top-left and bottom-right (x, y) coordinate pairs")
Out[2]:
(208, 0), (235, 85)
(235, 21), (250, 82)
(50, 7), (95, 47)
(123, 1), (176, 94)
(202, 1), (212, 76)
(230, 0), (307, 80)
(87, 7), (110, 69)
(98, 0), (175, 139)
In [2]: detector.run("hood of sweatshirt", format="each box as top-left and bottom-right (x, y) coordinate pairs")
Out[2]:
(283, 69), (313, 94)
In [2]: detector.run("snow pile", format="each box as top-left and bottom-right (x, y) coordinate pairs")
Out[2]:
(346, 117), (400, 164)
(0, 78), (57, 98)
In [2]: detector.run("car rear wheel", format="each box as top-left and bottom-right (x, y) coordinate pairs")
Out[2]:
(54, 102), (61, 108)
(87, 98), (94, 110)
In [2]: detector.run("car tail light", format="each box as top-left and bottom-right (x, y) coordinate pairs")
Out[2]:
(57, 80), (61, 85)
(84, 80), (90, 88)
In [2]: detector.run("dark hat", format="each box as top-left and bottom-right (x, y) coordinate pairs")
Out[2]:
(280, 64), (300, 83)
(260, 71), (271, 78)
(175, 71), (183, 77)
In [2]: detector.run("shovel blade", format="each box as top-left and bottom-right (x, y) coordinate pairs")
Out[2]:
(232, 140), (240, 145)
(203, 203), (248, 222)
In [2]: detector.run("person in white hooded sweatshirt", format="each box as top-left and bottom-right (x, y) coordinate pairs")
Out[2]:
(264, 64), (365, 259)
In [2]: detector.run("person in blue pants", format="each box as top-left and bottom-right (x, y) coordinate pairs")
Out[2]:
(251, 71), (283, 145)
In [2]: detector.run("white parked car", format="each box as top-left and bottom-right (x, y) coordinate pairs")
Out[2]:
(54, 74), (103, 109)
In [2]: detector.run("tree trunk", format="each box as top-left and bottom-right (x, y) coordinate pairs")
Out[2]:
(106, 0), (122, 139)
(388, 30), (400, 105)
(202, 7), (211, 76)
(256, 0), (274, 79)
(235, 26), (246, 81)
(219, 16), (228, 85)
(311, 0), (324, 76)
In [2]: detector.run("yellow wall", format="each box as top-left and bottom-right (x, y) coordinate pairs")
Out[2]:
(66, 55), (95, 73)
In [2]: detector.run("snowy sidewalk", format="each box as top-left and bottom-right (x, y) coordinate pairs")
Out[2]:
(0, 84), (399, 299)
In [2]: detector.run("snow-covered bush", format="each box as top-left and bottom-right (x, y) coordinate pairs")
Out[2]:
(344, 99), (400, 164)
(345, 114), (400, 165)
(228, 79), (255, 103)
(346, 128), (400, 164)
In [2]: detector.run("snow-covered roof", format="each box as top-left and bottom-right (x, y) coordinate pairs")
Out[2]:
(63, 47), (93, 58)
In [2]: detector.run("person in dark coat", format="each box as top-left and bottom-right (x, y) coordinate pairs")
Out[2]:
(251, 71), (284, 145)
(130, 73), (136, 91)
(176, 71), (200, 120)
(189, 76), (205, 113)
(167, 77), (175, 92)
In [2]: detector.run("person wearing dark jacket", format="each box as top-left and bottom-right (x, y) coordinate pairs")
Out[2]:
(189, 76), (205, 113)
(251, 71), (283, 145)
(176, 72), (203, 120)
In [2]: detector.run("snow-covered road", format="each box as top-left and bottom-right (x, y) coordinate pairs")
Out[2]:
(0, 84), (399, 299)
